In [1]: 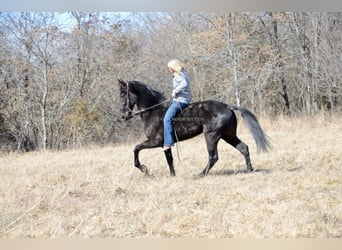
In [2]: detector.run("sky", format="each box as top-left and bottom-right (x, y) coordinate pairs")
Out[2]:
(54, 12), (140, 32)
(2, 0), (341, 12)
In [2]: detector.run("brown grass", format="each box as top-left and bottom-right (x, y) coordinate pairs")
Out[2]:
(0, 115), (341, 238)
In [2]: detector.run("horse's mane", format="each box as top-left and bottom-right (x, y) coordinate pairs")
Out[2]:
(129, 81), (166, 104)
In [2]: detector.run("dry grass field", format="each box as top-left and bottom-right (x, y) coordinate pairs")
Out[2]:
(0, 115), (341, 238)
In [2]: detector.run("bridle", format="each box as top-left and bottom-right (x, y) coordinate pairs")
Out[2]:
(122, 81), (133, 120)
(123, 81), (170, 120)
(125, 81), (131, 113)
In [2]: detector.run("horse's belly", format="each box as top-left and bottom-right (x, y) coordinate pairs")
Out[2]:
(174, 120), (203, 141)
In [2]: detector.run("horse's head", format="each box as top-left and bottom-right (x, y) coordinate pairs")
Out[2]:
(118, 79), (137, 120)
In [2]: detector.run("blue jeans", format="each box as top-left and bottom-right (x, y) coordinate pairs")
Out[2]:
(163, 101), (189, 147)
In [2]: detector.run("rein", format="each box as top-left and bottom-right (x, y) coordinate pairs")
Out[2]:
(131, 100), (170, 117)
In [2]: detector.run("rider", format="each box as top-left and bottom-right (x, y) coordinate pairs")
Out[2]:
(163, 59), (191, 151)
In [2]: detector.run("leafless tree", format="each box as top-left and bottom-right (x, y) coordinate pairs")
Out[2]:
(0, 12), (341, 152)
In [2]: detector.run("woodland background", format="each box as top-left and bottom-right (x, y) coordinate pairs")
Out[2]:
(0, 12), (341, 152)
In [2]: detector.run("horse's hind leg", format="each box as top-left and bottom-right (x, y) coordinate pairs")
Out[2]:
(223, 135), (253, 172)
(199, 134), (219, 177)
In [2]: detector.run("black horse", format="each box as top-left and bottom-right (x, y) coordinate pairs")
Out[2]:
(118, 79), (270, 177)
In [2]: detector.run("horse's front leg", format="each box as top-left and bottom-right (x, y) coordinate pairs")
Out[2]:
(134, 139), (161, 175)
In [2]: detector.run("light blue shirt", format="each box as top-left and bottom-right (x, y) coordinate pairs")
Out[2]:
(171, 69), (191, 104)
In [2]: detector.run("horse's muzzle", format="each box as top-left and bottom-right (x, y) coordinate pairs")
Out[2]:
(122, 112), (132, 121)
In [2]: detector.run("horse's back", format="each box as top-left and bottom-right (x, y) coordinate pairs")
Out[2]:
(181, 100), (234, 120)
(174, 100), (237, 138)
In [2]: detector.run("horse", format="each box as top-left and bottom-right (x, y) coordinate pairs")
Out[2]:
(118, 79), (271, 177)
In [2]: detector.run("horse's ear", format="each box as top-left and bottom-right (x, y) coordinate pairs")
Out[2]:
(117, 78), (126, 86)
(118, 79), (129, 92)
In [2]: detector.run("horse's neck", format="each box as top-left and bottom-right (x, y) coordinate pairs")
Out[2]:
(136, 100), (149, 110)
(136, 95), (161, 110)
(134, 86), (165, 113)
(137, 98), (165, 124)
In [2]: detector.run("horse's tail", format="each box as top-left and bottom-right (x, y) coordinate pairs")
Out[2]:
(230, 106), (271, 153)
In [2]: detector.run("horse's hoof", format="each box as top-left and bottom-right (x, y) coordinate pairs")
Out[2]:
(137, 164), (149, 175)
(141, 165), (149, 174)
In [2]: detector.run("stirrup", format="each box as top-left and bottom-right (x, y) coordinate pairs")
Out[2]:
(162, 146), (171, 151)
